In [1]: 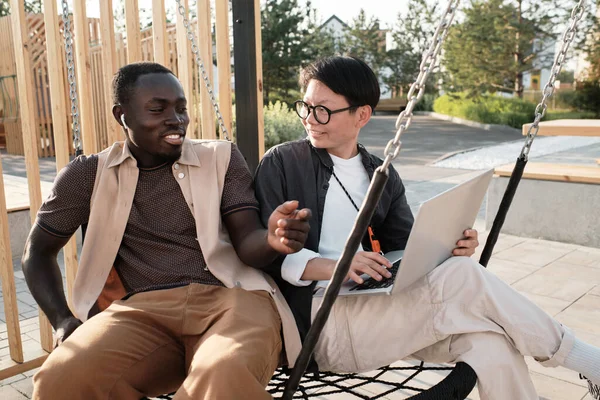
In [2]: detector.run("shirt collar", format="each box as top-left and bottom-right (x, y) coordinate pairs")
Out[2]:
(106, 139), (201, 169)
(307, 138), (375, 172)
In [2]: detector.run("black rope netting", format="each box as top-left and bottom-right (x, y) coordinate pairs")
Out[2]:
(144, 362), (477, 400)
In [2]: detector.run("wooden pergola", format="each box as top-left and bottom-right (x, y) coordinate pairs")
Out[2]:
(0, 0), (264, 381)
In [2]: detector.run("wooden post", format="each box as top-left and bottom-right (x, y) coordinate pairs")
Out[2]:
(254, 0), (265, 157)
(0, 155), (23, 363)
(231, 0), (260, 171)
(152, 0), (168, 66)
(176, 0), (196, 138)
(73, 0), (98, 155)
(197, 0), (216, 139)
(45, 0), (80, 309)
(125, 0), (142, 63)
(100, 0), (120, 146)
(215, 0), (233, 138)
(10, 0), (53, 353)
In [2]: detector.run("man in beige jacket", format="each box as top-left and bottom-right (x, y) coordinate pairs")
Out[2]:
(22, 62), (311, 399)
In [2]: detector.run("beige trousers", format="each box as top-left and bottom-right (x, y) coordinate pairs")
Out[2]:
(313, 256), (575, 400)
(33, 284), (282, 400)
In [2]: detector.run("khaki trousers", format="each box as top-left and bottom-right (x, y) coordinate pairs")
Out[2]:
(33, 284), (282, 400)
(314, 256), (575, 400)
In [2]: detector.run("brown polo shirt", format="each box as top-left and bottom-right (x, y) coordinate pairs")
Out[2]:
(36, 144), (259, 294)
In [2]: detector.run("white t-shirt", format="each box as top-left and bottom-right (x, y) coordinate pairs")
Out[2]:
(280, 152), (371, 287)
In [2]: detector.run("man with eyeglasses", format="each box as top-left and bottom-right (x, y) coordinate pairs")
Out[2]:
(253, 56), (600, 399)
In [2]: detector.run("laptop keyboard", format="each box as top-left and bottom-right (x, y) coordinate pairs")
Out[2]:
(349, 259), (401, 291)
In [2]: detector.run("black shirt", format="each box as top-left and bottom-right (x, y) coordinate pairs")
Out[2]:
(254, 138), (414, 344)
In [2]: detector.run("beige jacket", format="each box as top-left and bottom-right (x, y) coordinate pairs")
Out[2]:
(71, 139), (301, 366)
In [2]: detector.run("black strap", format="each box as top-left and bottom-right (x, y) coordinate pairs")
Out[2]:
(330, 168), (361, 212)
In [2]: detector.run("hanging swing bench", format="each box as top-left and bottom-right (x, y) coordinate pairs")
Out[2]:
(56, 0), (595, 398)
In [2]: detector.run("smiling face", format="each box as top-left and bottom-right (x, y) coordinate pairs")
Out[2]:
(114, 72), (189, 168)
(301, 79), (372, 159)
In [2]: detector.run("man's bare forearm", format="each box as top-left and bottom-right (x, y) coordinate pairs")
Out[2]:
(21, 227), (75, 329)
(235, 229), (279, 269)
(22, 253), (74, 329)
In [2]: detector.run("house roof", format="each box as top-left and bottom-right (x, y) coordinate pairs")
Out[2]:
(319, 15), (349, 30)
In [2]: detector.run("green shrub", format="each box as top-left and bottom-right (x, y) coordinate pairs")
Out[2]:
(413, 93), (438, 112)
(433, 93), (536, 128)
(263, 101), (306, 149)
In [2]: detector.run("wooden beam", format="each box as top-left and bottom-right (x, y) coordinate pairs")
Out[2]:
(215, 0), (233, 138)
(232, 0), (260, 171)
(254, 0), (265, 157)
(0, 351), (48, 381)
(197, 0), (215, 139)
(176, 0), (196, 138)
(125, 0), (142, 63)
(0, 153), (23, 363)
(522, 119), (600, 137)
(45, 0), (80, 310)
(73, 0), (98, 155)
(152, 0), (168, 66)
(10, 0), (53, 353)
(494, 162), (600, 184)
(100, 0), (120, 146)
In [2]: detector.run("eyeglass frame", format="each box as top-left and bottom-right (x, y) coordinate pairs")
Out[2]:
(293, 100), (361, 125)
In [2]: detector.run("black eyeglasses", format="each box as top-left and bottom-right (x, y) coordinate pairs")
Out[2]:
(294, 100), (359, 125)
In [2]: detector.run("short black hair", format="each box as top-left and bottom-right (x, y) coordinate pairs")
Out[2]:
(112, 62), (175, 105)
(299, 56), (380, 111)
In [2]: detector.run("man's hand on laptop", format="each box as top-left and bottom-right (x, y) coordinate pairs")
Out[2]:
(452, 229), (479, 257)
(344, 252), (393, 284)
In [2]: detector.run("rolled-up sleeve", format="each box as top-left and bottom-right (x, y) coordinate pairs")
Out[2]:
(281, 248), (321, 286)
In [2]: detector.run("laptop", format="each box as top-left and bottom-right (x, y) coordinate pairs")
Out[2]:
(313, 169), (493, 297)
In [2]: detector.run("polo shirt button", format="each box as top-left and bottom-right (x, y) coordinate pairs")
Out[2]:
(174, 163), (180, 170)
(235, 281), (242, 288)
(178, 172), (185, 179)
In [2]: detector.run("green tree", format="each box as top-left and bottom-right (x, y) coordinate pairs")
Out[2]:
(261, 0), (313, 104)
(0, 0), (42, 16)
(383, 0), (440, 97)
(442, 0), (568, 98)
(343, 9), (386, 76)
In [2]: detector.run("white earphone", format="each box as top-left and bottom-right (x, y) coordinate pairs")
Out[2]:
(120, 114), (129, 130)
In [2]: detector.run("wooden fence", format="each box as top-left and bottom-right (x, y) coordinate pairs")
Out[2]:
(0, 3), (240, 157)
(0, 0), (263, 382)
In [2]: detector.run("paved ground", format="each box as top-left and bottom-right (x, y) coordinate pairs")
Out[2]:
(1, 115), (599, 399)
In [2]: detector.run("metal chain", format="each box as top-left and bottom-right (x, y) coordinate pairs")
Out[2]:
(382, 0), (460, 171)
(175, 0), (230, 141)
(521, 0), (586, 159)
(61, 0), (82, 153)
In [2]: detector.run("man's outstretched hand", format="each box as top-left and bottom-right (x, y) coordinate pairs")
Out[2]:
(268, 201), (312, 254)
